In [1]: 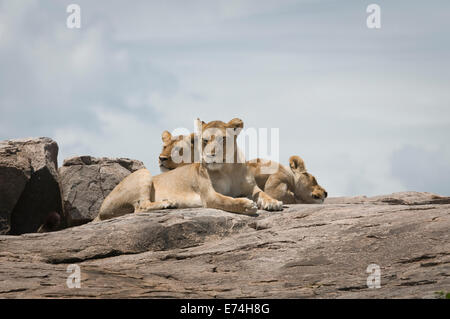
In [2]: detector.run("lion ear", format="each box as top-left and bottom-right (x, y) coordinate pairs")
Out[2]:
(227, 118), (244, 130)
(161, 130), (172, 144)
(289, 155), (306, 173)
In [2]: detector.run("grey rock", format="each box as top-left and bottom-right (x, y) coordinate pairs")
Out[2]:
(0, 138), (62, 235)
(325, 191), (450, 205)
(59, 156), (145, 226)
(0, 191), (448, 298)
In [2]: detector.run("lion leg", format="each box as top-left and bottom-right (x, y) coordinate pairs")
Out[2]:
(264, 175), (296, 204)
(197, 167), (258, 215)
(96, 168), (153, 221)
(250, 174), (283, 211)
(132, 172), (178, 212)
(252, 187), (283, 211)
(134, 199), (178, 212)
(203, 191), (258, 215)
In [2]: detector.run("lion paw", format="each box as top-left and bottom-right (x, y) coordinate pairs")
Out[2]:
(257, 197), (283, 211)
(238, 198), (258, 215)
(161, 199), (178, 209)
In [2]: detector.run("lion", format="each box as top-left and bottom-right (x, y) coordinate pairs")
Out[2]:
(159, 131), (195, 172)
(94, 118), (283, 221)
(247, 156), (328, 204)
(158, 131), (327, 204)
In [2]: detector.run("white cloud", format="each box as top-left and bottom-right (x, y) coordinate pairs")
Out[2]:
(1, 0), (450, 197)
(54, 107), (163, 171)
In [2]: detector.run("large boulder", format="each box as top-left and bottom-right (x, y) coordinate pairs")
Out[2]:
(0, 143), (31, 234)
(59, 156), (145, 227)
(0, 138), (62, 235)
(0, 192), (448, 298)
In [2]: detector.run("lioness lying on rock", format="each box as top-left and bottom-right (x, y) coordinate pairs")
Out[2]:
(94, 118), (282, 221)
(247, 157), (327, 204)
(159, 130), (327, 204)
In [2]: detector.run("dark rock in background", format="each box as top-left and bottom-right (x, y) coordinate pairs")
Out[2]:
(0, 137), (145, 234)
(0, 138), (62, 235)
(0, 142), (31, 234)
(59, 156), (145, 227)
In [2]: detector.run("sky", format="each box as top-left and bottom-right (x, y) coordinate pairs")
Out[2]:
(0, 0), (449, 197)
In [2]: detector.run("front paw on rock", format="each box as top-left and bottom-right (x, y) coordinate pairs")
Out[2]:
(162, 199), (178, 209)
(240, 198), (258, 215)
(258, 198), (283, 211)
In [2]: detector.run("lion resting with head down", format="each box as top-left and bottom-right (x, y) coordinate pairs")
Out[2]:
(247, 156), (327, 204)
(94, 118), (283, 221)
(158, 131), (327, 204)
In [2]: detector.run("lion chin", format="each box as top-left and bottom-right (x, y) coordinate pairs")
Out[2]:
(159, 165), (171, 173)
(311, 198), (325, 204)
(204, 159), (224, 171)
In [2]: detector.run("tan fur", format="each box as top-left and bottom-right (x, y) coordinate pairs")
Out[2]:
(247, 156), (327, 204)
(159, 131), (195, 172)
(158, 131), (327, 205)
(95, 118), (282, 222)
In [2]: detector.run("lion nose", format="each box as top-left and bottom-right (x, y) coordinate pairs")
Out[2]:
(159, 156), (168, 162)
(324, 191), (328, 198)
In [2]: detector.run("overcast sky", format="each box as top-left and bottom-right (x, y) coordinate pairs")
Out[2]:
(1, 0), (449, 196)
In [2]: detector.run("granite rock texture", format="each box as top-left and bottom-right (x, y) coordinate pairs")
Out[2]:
(0, 192), (448, 298)
(58, 156), (145, 226)
(0, 138), (62, 235)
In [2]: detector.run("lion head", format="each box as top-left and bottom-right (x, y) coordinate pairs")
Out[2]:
(159, 131), (195, 172)
(289, 155), (328, 203)
(196, 118), (244, 171)
(159, 118), (244, 172)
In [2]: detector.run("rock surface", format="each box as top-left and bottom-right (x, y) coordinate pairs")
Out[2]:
(0, 192), (448, 298)
(0, 138), (62, 235)
(59, 156), (145, 227)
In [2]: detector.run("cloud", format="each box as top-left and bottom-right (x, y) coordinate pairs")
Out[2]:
(0, 0), (178, 169)
(53, 107), (163, 168)
(1, 0), (449, 196)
